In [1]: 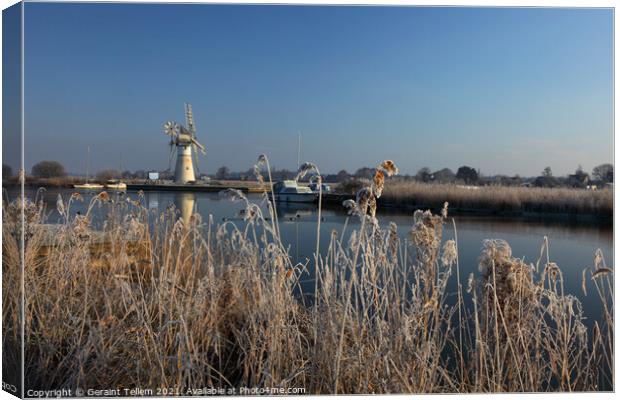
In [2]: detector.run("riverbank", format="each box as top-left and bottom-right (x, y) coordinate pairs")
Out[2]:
(4, 177), (613, 220)
(328, 180), (613, 220)
(3, 176), (268, 193)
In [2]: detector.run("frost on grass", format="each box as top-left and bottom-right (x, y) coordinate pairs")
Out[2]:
(1, 156), (613, 394)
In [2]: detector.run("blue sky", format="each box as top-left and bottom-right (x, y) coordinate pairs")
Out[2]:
(11, 4), (614, 176)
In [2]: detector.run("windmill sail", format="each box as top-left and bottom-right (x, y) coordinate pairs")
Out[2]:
(185, 103), (196, 135)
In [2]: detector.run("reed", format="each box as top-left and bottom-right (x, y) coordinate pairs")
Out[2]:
(2, 159), (613, 394)
(369, 180), (613, 217)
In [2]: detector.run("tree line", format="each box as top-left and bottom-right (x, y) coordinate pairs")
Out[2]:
(2, 161), (614, 189)
(212, 163), (613, 188)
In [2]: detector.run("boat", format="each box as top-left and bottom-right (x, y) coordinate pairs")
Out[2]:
(273, 180), (318, 203)
(106, 153), (127, 191)
(74, 146), (104, 190)
(73, 182), (104, 190)
(309, 182), (331, 193)
(105, 180), (127, 191)
(271, 134), (318, 203)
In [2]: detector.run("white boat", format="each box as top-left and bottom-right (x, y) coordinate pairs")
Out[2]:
(309, 182), (331, 193)
(74, 145), (104, 190)
(105, 180), (127, 191)
(273, 180), (318, 203)
(74, 183), (104, 190)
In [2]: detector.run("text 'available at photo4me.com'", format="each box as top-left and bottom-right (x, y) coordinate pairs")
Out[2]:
(24, 386), (307, 397)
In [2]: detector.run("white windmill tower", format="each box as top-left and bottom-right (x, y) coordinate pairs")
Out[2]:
(163, 103), (207, 183)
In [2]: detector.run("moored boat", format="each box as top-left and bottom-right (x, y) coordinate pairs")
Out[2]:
(73, 146), (104, 190)
(74, 183), (104, 190)
(105, 180), (127, 191)
(273, 180), (318, 203)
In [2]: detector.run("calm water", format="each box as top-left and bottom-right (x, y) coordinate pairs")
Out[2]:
(10, 188), (614, 325)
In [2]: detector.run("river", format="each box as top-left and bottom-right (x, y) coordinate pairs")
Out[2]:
(8, 187), (614, 327)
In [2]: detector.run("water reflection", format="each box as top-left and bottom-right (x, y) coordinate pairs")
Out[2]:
(276, 203), (315, 221)
(146, 191), (159, 211)
(174, 192), (196, 224)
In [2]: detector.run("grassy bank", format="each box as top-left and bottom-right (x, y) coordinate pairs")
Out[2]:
(2, 176), (83, 188)
(2, 160), (614, 394)
(3, 176), (268, 191)
(375, 181), (613, 217)
(9, 176), (612, 219)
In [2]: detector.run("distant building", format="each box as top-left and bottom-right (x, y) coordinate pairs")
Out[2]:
(533, 176), (560, 188)
(567, 173), (589, 188)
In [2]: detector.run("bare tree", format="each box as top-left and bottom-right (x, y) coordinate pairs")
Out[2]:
(31, 161), (66, 178)
(456, 166), (478, 184)
(416, 167), (432, 182)
(592, 163), (613, 183)
(354, 167), (374, 180)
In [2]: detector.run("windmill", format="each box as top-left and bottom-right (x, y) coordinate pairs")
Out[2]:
(163, 103), (207, 183)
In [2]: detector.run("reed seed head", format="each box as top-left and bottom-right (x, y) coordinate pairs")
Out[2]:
(373, 170), (385, 198)
(441, 239), (457, 267)
(98, 191), (110, 202)
(295, 162), (320, 182)
(441, 202), (449, 219)
(379, 160), (399, 177)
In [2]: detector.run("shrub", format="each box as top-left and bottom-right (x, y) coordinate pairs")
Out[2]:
(336, 178), (369, 195)
(31, 160), (66, 178)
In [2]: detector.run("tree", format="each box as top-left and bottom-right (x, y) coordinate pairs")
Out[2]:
(354, 167), (374, 180)
(337, 178), (367, 195)
(432, 168), (456, 183)
(534, 176), (560, 188)
(336, 170), (349, 182)
(456, 166), (478, 184)
(542, 166), (553, 177)
(271, 168), (295, 181)
(96, 169), (120, 181)
(592, 163), (613, 183)
(31, 160), (66, 178)
(575, 165), (585, 176)
(416, 167), (432, 183)
(216, 166), (230, 180)
(2, 164), (12, 180)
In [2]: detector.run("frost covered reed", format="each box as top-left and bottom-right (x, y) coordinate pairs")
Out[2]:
(375, 180), (613, 217)
(1, 157), (613, 394)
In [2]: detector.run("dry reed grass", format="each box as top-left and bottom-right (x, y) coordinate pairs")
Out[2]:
(1, 159), (614, 394)
(377, 181), (612, 216)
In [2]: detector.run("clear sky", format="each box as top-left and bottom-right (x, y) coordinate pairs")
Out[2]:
(12, 3), (614, 176)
